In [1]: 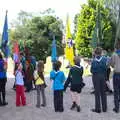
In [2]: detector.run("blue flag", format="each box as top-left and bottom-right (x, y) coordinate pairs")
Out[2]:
(51, 35), (57, 62)
(1, 11), (9, 58)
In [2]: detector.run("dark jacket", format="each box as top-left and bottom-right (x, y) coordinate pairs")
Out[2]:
(91, 56), (107, 75)
(64, 65), (84, 90)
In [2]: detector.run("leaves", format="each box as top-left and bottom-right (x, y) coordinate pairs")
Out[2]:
(74, 0), (114, 57)
(9, 10), (64, 62)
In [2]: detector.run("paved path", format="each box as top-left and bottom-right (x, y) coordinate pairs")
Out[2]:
(0, 75), (120, 120)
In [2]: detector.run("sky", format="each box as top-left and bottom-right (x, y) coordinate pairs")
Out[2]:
(0, 0), (87, 33)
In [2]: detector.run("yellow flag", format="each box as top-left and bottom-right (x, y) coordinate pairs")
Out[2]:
(65, 15), (74, 65)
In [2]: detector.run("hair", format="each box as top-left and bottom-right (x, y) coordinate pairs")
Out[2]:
(14, 63), (20, 72)
(37, 60), (44, 80)
(0, 52), (3, 59)
(74, 56), (80, 66)
(94, 47), (102, 56)
(53, 61), (62, 71)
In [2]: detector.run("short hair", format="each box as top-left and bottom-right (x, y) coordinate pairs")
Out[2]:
(94, 47), (102, 55)
(53, 61), (62, 71)
(74, 56), (80, 65)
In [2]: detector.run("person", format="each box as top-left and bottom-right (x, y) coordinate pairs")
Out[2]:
(50, 61), (65, 112)
(15, 63), (26, 107)
(109, 40), (120, 113)
(91, 47), (107, 113)
(30, 56), (36, 90)
(64, 56), (84, 112)
(102, 50), (113, 94)
(34, 60), (46, 108)
(25, 60), (34, 92)
(0, 52), (8, 106)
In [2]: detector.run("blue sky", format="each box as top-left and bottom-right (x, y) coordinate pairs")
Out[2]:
(0, 0), (87, 33)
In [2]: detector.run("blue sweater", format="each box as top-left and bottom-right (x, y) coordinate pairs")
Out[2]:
(0, 59), (7, 79)
(91, 56), (107, 74)
(50, 70), (65, 90)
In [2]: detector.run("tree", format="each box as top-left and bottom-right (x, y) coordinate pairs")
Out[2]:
(74, 0), (113, 57)
(10, 10), (64, 62)
(103, 0), (120, 48)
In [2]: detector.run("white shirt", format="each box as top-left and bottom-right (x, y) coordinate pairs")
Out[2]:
(15, 70), (24, 85)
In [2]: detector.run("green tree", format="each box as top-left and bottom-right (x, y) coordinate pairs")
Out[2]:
(10, 10), (64, 62)
(103, 0), (120, 48)
(75, 0), (113, 57)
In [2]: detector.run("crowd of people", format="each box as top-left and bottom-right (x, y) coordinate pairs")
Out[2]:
(0, 40), (120, 114)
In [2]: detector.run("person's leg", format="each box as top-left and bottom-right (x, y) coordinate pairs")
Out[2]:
(20, 86), (26, 106)
(75, 92), (80, 112)
(16, 85), (21, 106)
(41, 86), (46, 106)
(70, 91), (77, 110)
(36, 85), (40, 108)
(54, 90), (59, 112)
(1, 78), (8, 105)
(113, 74), (119, 113)
(90, 75), (95, 94)
(13, 81), (16, 90)
(0, 81), (3, 106)
(100, 75), (107, 112)
(58, 90), (64, 112)
(92, 74), (101, 113)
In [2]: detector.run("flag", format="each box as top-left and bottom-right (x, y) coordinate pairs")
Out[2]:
(13, 41), (20, 63)
(51, 35), (57, 62)
(1, 11), (9, 58)
(65, 14), (74, 65)
(91, 26), (97, 49)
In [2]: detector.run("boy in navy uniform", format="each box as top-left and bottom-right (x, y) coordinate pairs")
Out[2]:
(91, 47), (107, 113)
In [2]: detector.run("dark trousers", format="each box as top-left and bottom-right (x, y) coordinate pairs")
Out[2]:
(113, 73), (120, 110)
(93, 74), (107, 111)
(54, 90), (64, 112)
(26, 80), (33, 92)
(0, 78), (7, 104)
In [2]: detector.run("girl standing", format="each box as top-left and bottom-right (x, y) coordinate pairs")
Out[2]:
(34, 60), (46, 108)
(15, 63), (26, 106)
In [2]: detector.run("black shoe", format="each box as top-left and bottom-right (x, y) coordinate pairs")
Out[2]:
(76, 106), (80, 112)
(2, 102), (8, 106)
(0, 103), (3, 107)
(41, 104), (46, 107)
(55, 110), (59, 112)
(91, 109), (101, 113)
(59, 109), (64, 112)
(113, 108), (119, 113)
(103, 109), (107, 112)
(90, 91), (95, 94)
(70, 102), (76, 110)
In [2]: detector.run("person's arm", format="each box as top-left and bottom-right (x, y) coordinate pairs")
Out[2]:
(109, 55), (115, 68)
(90, 60), (94, 74)
(64, 69), (71, 91)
